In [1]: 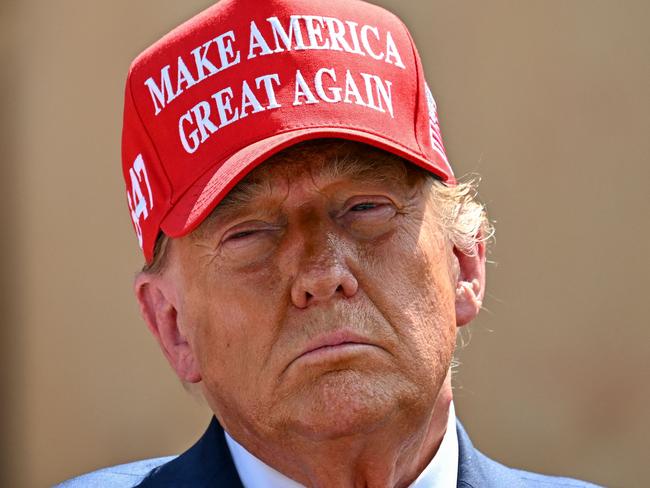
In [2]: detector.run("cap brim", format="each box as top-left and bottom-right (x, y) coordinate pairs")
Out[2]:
(161, 128), (453, 239)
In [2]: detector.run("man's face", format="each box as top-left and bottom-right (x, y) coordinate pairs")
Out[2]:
(165, 141), (459, 443)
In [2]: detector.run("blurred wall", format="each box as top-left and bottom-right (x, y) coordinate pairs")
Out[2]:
(2, 2), (21, 487)
(4, 1), (649, 487)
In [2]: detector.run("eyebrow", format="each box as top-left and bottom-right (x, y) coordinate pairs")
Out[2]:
(197, 149), (413, 234)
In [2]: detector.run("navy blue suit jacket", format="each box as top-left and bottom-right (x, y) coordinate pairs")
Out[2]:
(57, 417), (602, 487)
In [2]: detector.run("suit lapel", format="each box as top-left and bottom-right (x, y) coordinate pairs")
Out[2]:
(136, 417), (244, 488)
(456, 420), (526, 488)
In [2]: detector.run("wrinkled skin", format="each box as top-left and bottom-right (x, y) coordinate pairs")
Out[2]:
(136, 140), (485, 488)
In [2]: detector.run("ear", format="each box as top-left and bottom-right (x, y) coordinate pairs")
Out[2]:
(453, 239), (487, 327)
(134, 272), (202, 383)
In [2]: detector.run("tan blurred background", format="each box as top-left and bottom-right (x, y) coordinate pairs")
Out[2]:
(3, 1), (649, 487)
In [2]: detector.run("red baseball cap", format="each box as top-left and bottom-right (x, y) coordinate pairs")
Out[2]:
(122, 0), (454, 262)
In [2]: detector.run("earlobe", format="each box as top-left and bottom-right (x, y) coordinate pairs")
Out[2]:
(134, 272), (202, 383)
(455, 278), (482, 326)
(453, 240), (487, 327)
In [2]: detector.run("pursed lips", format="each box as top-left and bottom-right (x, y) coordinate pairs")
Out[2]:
(283, 329), (380, 374)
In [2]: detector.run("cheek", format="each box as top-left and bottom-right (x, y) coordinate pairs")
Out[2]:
(181, 263), (290, 397)
(360, 218), (453, 305)
(356, 223), (457, 369)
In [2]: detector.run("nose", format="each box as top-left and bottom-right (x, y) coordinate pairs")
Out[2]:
(290, 235), (359, 309)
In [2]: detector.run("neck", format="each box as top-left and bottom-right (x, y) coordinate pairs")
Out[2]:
(227, 375), (454, 488)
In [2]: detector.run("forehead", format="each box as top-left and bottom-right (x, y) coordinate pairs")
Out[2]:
(216, 139), (423, 209)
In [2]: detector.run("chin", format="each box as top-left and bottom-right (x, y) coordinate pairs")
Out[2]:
(281, 369), (421, 441)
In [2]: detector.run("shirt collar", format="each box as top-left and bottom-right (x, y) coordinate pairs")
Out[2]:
(408, 401), (459, 488)
(225, 402), (459, 488)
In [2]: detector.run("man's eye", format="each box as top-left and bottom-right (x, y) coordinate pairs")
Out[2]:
(228, 230), (257, 240)
(350, 202), (380, 212)
(228, 230), (255, 239)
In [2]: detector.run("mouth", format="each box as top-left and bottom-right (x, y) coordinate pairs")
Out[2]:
(284, 329), (380, 373)
(304, 330), (369, 353)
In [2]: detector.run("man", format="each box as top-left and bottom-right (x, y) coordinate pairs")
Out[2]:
(59, 0), (600, 486)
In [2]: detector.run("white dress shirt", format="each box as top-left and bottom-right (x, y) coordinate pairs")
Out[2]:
(225, 402), (459, 488)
